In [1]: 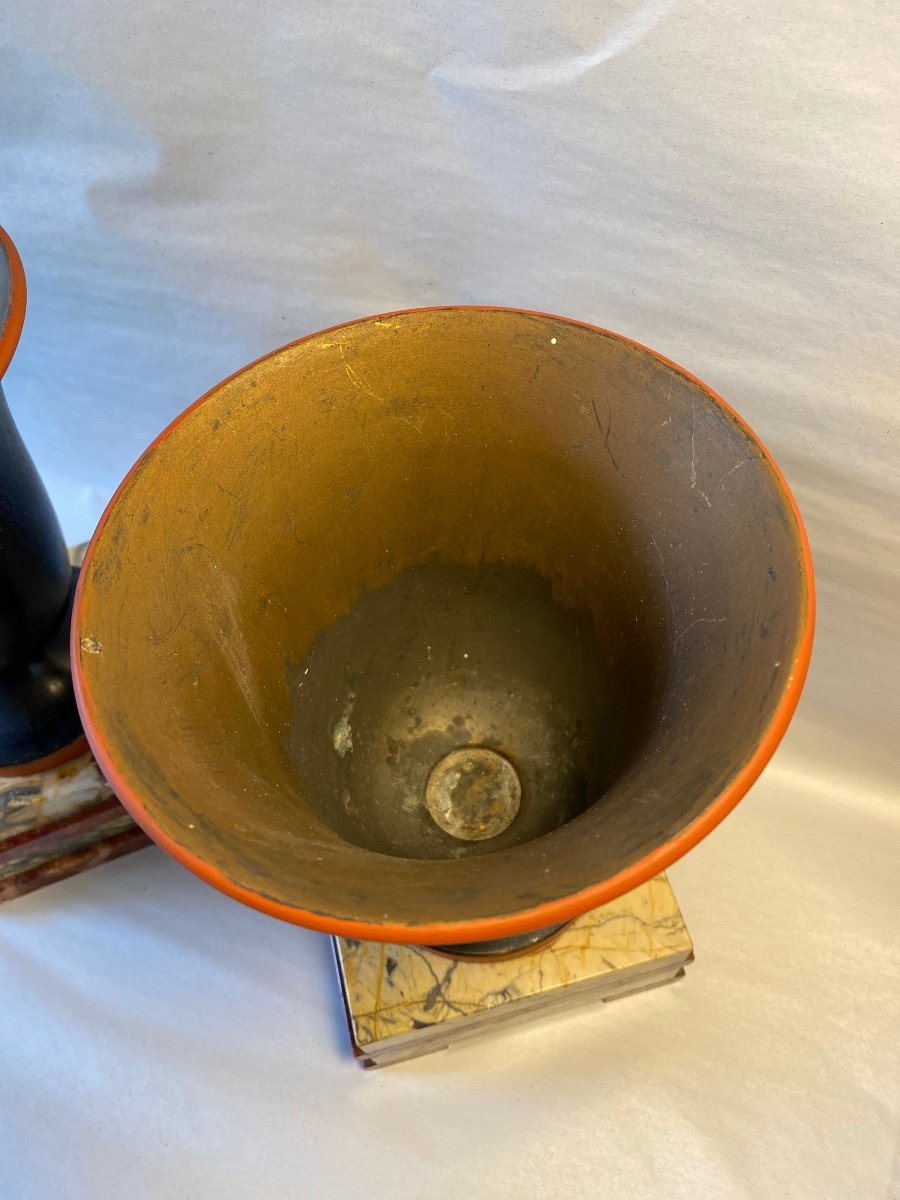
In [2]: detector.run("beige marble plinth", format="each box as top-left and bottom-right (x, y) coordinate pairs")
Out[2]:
(333, 872), (693, 1068)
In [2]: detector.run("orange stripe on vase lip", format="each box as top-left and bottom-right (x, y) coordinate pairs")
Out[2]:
(0, 735), (90, 779)
(71, 306), (815, 945)
(0, 225), (27, 380)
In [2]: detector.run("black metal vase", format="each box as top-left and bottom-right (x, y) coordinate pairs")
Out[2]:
(0, 226), (85, 775)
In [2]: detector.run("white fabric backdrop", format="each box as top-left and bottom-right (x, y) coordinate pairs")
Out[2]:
(1, 3), (898, 1197)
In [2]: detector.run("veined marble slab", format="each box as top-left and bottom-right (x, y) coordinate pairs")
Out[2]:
(334, 872), (693, 1068)
(0, 752), (150, 900)
(0, 543), (151, 900)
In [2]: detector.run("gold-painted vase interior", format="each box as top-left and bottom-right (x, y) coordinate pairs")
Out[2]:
(75, 309), (810, 941)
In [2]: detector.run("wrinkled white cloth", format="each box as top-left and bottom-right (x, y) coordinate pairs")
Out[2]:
(0, 3), (897, 1197)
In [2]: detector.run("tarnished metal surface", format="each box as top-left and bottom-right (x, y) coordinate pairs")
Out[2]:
(425, 747), (521, 842)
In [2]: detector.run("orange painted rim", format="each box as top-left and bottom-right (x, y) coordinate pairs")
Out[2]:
(0, 734), (90, 779)
(73, 307), (815, 944)
(0, 225), (27, 380)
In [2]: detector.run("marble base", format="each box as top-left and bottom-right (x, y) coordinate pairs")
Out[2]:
(0, 751), (150, 902)
(0, 541), (152, 901)
(333, 872), (693, 1068)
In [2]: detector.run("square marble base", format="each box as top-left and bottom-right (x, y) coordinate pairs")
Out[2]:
(0, 542), (152, 902)
(0, 752), (150, 902)
(333, 872), (693, 1068)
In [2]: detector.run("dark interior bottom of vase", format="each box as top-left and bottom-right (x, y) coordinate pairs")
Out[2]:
(285, 561), (654, 860)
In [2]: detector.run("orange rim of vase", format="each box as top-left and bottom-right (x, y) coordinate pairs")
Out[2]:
(72, 306), (816, 944)
(0, 735), (90, 779)
(0, 225), (27, 379)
